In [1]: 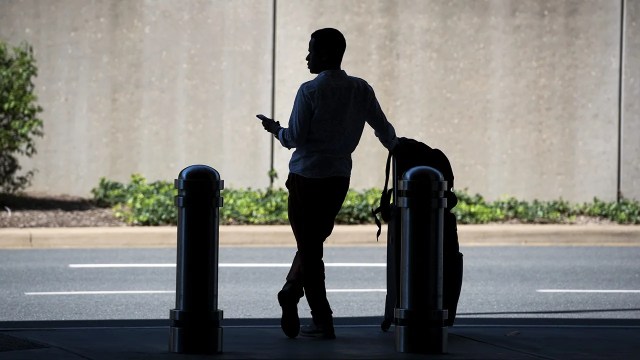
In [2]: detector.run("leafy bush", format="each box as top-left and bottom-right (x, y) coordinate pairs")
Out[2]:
(91, 175), (388, 226)
(452, 191), (640, 225)
(91, 175), (640, 225)
(336, 188), (381, 224)
(92, 174), (175, 225)
(451, 192), (504, 224)
(491, 197), (574, 224)
(578, 197), (640, 224)
(222, 188), (288, 225)
(91, 177), (128, 207)
(0, 41), (44, 193)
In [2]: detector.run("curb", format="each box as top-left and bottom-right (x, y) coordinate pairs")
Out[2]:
(0, 225), (639, 249)
(458, 224), (640, 246)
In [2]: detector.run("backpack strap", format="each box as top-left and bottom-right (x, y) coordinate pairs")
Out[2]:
(372, 151), (393, 241)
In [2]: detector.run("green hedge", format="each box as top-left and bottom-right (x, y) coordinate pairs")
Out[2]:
(454, 192), (640, 224)
(91, 174), (640, 226)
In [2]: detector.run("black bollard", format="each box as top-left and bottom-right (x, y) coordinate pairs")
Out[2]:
(395, 166), (448, 354)
(169, 165), (224, 354)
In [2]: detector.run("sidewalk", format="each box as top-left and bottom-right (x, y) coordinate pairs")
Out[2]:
(1, 317), (638, 359)
(1, 224), (639, 248)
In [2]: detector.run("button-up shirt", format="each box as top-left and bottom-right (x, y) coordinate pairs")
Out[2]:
(278, 70), (398, 178)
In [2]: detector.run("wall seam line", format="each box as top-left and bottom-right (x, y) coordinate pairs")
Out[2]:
(617, 0), (626, 202)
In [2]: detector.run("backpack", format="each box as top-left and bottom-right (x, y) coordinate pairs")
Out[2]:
(373, 137), (463, 329)
(373, 138), (457, 236)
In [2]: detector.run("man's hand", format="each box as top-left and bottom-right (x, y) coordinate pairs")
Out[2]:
(256, 114), (283, 137)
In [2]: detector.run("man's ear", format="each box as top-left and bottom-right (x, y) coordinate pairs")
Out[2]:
(321, 54), (335, 66)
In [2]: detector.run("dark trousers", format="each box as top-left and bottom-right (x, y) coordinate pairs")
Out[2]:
(284, 173), (350, 322)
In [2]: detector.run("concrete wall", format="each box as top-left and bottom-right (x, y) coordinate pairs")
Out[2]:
(1, 0), (637, 202)
(275, 0), (625, 202)
(0, 0), (274, 192)
(622, 0), (640, 200)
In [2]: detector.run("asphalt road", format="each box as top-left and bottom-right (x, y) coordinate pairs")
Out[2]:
(0, 246), (638, 322)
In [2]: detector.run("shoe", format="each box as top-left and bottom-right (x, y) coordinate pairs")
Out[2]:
(277, 290), (300, 338)
(381, 318), (392, 332)
(300, 323), (336, 339)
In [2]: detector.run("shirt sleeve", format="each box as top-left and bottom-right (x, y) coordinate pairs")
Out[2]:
(365, 86), (398, 150)
(278, 86), (313, 149)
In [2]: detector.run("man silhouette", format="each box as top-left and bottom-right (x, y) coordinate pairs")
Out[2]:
(257, 28), (398, 339)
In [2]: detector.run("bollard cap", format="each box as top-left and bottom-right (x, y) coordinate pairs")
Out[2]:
(402, 166), (444, 182)
(177, 165), (222, 183)
(399, 166), (447, 194)
(176, 165), (224, 192)
(397, 166), (447, 209)
(175, 165), (224, 208)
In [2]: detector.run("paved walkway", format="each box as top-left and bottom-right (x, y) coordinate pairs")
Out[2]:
(1, 318), (639, 359)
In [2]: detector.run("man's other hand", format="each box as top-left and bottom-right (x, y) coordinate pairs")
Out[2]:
(256, 114), (282, 136)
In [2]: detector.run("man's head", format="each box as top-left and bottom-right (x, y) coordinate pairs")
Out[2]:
(306, 28), (346, 74)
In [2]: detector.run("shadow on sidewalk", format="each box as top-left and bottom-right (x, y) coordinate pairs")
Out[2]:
(1, 317), (639, 359)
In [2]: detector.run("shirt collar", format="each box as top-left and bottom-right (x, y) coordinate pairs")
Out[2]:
(318, 69), (346, 77)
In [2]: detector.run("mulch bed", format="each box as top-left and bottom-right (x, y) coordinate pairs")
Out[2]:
(0, 193), (125, 228)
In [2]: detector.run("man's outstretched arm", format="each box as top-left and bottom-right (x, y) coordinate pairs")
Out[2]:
(365, 88), (398, 151)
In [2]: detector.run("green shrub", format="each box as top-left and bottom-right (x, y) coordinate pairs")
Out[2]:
(91, 177), (128, 207)
(91, 176), (640, 226)
(222, 188), (288, 225)
(491, 197), (575, 224)
(0, 41), (44, 193)
(578, 198), (640, 224)
(92, 174), (176, 225)
(451, 192), (504, 224)
(336, 188), (381, 224)
(452, 192), (579, 224)
(452, 191), (640, 225)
